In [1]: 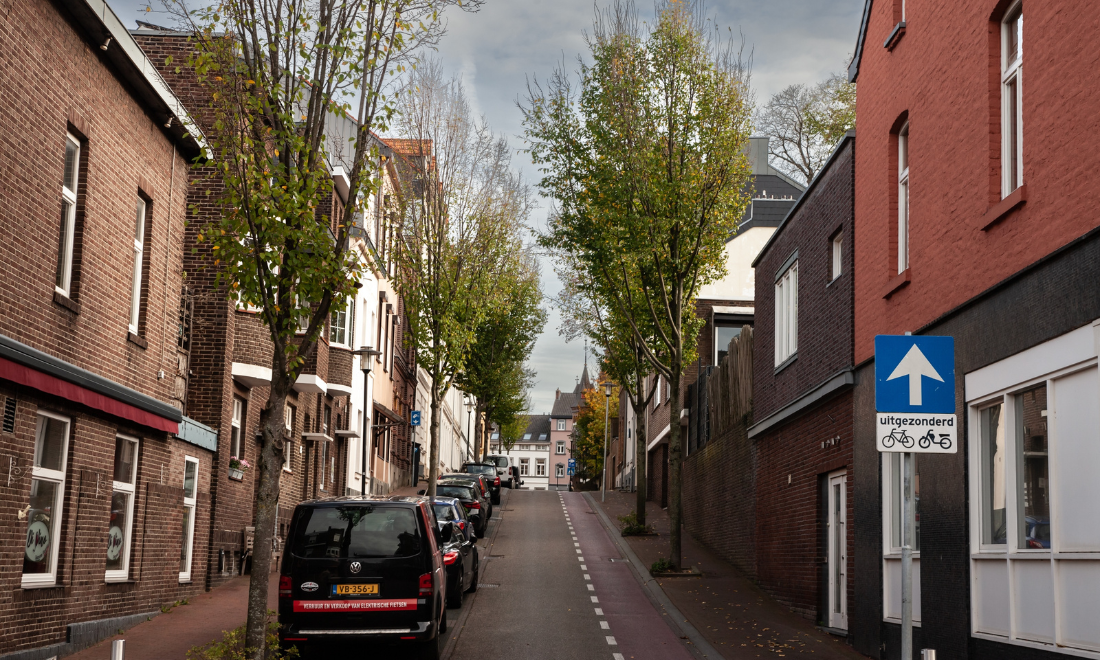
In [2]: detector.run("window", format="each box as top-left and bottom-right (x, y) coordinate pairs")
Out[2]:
(519, 458), (529, 476)
(535, 458), (547, 477)
(230, 398), (243, 459)
(1001, 3), (1023, 196)
(523, 433), (531, 441)
(23, 412), (70, 587)
(556, 419), (566, 431)
(106, 435), (139, 581)
(897, 124), (910, 274)
(320, 441), (329, 490)
(128, 197), (149, 334)
(556, 464), (565, 478)
(56, 134), (81, 297)
(556, 441), (566, 455)
(715, 324), (746, 364)
(330, 451), (336, 485)
(831, 231), (843, 281)
(979, 403), (1007, 546)
(654, 376), (661, 409)
(882, 452), (921, 623)
(774, 260), (798, 365)
(284, 403), (295, 471)
(329, 297), (354, 347)
(179, 457), (198, 581)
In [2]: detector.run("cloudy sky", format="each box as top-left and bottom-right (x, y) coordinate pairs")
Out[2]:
(113, 0), (864, 414)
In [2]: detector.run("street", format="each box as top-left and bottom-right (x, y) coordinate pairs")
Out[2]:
(444, 488), (696, 660)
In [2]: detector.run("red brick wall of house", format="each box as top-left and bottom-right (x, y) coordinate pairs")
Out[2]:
(852, 0), (1100, 362)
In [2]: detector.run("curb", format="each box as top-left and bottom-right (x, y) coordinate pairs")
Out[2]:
(583, 493), (725, 660)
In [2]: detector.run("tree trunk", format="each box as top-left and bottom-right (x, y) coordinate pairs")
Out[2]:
(633, 372), (648, 526)
(245, 369), (289, 659)
(667, 293), (684, 571)
(427, 379), (442, 498)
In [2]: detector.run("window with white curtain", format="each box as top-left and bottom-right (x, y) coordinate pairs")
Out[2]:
(898, 124), (910, 274)
(774, 260), (798, 365)
(1001, 2), (1023, 196)
(106, 435), (139, 581)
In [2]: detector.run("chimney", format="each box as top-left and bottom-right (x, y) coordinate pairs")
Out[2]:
(744, 136), (772, 175)
(555, 388), (561, 401)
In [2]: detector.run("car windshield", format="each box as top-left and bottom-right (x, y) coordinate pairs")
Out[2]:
(291, 505), (421, 559)
(489, 457), (509, 468)
(437, 485), (475, 499)
(433, 504), (459, 521)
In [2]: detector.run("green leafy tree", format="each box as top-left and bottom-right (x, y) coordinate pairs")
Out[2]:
(571, 379), (618, 488)
(525, 0), (753, 569)
(178, 0), (468, 652)
(391, 61), (530, 496)
(496, 413), (529, 456)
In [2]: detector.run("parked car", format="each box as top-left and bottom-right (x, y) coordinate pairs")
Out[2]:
(440, 474), (494, 522)
(511, 466), (523, 488)
(430, 498), (479, 607)
(485, 454), (515, 488)
(419, 484), (488, 538)
(278, 495), (451, 660)
(461, 463), (501, 504)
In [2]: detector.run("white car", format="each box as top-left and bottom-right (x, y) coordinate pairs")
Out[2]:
(485, 454), (517, 488)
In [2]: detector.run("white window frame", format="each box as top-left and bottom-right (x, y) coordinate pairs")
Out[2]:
(831, 232), (843, 281)
(230, 398), (243, 459)
(774, 260), (799, 366)
(535, 458), (547, 477)
(128, 197), (147, 334)
(283, 404), (294, 472)
(654, 376), (661, 409)
(882, 451), (921, 624)
(180, 456), (199, 582)
(1001, 2), (1023, 197)
(56, 134), (80, 297)
(22, 411), (71, 588)
(329, 296), (354, 347)
(556, 441), (566, 455)
(898, 124), (910, 274)
(520, 458), (529, 476)
(106, 434), (139, 582)
(556, 419), (566, 431)
(320, 441), (329, 491)
(556, 464), (565, 478)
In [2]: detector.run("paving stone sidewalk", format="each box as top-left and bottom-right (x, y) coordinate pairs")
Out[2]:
(594, 490), (870, 659)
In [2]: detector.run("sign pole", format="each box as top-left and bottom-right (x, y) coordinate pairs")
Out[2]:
(901, 451), (914, 660)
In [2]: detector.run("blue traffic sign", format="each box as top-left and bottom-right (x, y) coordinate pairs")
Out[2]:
(410, 411), (421, 426)
(875, 335), (955, 413)
(567, 458), (576, 467)
(567, 467), (576, 476)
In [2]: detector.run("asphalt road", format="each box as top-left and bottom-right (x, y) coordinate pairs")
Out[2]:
(443, 488), (697, 660)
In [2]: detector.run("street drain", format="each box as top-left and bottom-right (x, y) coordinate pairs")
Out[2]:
(490, 554), (506, 557)
(480, 583), (500, 588)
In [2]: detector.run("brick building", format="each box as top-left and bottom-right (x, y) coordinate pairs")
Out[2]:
(848, 1), (1100, 657)
(0, 0), (217, 656)
(748, 133), (855, 630)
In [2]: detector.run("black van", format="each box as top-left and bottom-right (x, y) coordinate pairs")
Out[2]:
(278, 495), (453, 659)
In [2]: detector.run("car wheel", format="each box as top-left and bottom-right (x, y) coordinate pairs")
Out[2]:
(465, 552), (479, 593)
(446, 568), (463, 608)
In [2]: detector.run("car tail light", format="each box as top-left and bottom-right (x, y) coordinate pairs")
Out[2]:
(494, 477), (500, 486)
(279, 575), (292, 598)
(458, 521), (465, 530)
(419, 572), (433, 596)
(467, 501), (480, 510)
(443, 551), (458, 565)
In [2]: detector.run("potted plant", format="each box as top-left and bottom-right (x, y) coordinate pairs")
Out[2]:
(228, 457), (250, 481)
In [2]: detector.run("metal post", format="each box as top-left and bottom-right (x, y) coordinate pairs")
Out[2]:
(111, 640), (124, 660)
(602, 386), (610, 502)
(902, 452), (915, 660)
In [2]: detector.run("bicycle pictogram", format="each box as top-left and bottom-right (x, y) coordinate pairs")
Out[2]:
(881, 427), (915, 449)
(918, 429), (952, 451)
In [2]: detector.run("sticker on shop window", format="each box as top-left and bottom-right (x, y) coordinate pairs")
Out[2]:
(25, 521), (50, 562)
(107, 526), (124, 561)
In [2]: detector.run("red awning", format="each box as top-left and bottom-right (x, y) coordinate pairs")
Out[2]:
(0, 356), (179, 434)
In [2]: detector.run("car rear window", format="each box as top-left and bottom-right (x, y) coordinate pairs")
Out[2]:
(465, 465), (494, 475)
(292, 505), (421, 559)
(489, 457), (509, 468)
(437, 485), (474, 499)
(433, 504), (458, 521)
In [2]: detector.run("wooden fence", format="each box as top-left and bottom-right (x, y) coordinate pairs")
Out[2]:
(706, 325), (753, 435)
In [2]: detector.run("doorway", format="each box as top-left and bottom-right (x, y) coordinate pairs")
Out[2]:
(827, 470), (848, 630)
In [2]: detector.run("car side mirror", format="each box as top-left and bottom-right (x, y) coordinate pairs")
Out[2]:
(417, 489), (426, 495)
(439, 523), (453, 543)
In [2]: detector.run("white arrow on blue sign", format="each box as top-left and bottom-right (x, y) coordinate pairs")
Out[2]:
(875, 335), (955, 413)
(567, 467), (576, 476)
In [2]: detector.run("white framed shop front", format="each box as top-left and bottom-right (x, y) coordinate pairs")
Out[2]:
(966, 319), (1100, 657)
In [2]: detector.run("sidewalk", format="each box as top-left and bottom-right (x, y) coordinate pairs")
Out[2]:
(66, 574), (278, 660)
(594, 490), (869, 659)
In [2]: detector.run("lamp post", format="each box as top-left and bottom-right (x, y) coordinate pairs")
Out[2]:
(351, 346), (381, 496)
(464, 396), (474, 464)
(602, 381), (612, 503)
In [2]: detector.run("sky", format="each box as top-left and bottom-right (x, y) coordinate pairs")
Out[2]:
(111, 0), (865, 415)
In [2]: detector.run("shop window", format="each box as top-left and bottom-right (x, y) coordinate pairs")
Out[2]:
(106, 435), (139, 581)
(22, 412), (70, 587)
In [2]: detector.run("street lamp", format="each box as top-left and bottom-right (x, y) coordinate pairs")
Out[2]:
(602, 381), (612, 503)
(463, 396), (474, 464)
(351, 346), (381, 496)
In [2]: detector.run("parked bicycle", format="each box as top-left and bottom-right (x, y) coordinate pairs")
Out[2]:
(918, 429), (953, 450)
(882, 427), (915, 449)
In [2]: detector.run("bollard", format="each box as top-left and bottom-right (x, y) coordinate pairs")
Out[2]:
(921, 650), (936, 660)
(111, 639), (124, 660)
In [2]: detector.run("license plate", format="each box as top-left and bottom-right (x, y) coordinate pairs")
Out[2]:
(332, 584), (379, 595)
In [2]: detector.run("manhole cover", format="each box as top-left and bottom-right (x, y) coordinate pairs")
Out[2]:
(480, 583), (500, 588)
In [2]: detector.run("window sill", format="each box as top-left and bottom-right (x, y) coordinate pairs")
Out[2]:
(882, 268), (911, 299)
(774, 353), (797, 375)
(127, 332), (148, 350)
(883, 21), (906, 50)
(980, 184), (1027, 231)
(53, 290), (80, 314)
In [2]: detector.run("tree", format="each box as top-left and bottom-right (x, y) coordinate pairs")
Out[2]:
(496, 412), (529, 455)
(178, 0), (467, 652)
(525, 0), (753, 569)
(755, 72), (856, 184)
(571, 379), (618, 488)
(391, 60), (530, 497)
(455, 249), (546, 461)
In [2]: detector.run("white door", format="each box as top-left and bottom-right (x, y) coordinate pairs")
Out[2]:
(828, 470), (849, 630)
